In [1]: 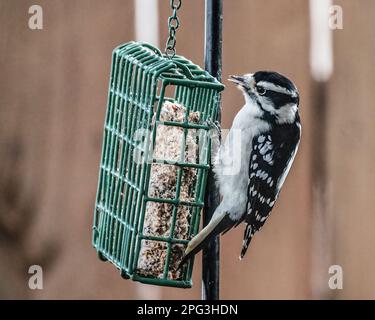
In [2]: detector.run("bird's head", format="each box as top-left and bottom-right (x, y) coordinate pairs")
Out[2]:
(229, 71), (299, 124)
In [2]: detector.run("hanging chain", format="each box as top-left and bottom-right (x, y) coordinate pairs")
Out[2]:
(165, 0), (182, 59)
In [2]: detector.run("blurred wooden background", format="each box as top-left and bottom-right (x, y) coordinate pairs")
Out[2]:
(0, 0), (374, 299)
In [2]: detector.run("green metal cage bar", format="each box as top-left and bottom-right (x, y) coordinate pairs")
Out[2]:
(92, 42), (224, 288)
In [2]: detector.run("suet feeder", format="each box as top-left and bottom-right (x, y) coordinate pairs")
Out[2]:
(92, 41), (224, 288)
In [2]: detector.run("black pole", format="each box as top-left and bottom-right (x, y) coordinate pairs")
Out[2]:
(202, 0), (222, 301)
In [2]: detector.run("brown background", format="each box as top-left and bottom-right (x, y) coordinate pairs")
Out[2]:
(0, 0), (374, 299)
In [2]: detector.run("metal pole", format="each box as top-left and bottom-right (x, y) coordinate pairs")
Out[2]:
(202, 0), (222, 301)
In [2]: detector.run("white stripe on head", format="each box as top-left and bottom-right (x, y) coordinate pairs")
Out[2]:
(257, 81), (298, 97)
(275, 103), (298, 124)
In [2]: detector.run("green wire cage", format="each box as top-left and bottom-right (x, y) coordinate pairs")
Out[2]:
(92, 41), (224, 288)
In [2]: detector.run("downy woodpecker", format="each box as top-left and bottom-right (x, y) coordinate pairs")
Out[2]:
(182, 71), (301, 262)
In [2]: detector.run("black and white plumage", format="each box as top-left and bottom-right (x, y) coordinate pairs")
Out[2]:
(181, 71), (301, 264)
(241, 120), (300, 258)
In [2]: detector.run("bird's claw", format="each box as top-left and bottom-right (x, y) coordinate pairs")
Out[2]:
(205, 119), (221, 140)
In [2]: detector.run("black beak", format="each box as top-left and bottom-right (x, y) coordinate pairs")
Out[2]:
(228, 75), (247, 87)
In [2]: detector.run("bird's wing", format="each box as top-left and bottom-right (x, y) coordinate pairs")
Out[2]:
(246, 134), (280, 230)
(246, 125), (300, 230)
(240, 127), (300, 259)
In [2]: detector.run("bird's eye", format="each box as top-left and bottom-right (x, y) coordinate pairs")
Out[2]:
(256, 86), (266, 95)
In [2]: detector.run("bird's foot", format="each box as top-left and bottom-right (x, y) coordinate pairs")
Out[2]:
(205, 119), (221, 140)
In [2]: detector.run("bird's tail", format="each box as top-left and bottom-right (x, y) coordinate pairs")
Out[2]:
(240, 223), (255, 260)
(179, 211), (234, 268)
